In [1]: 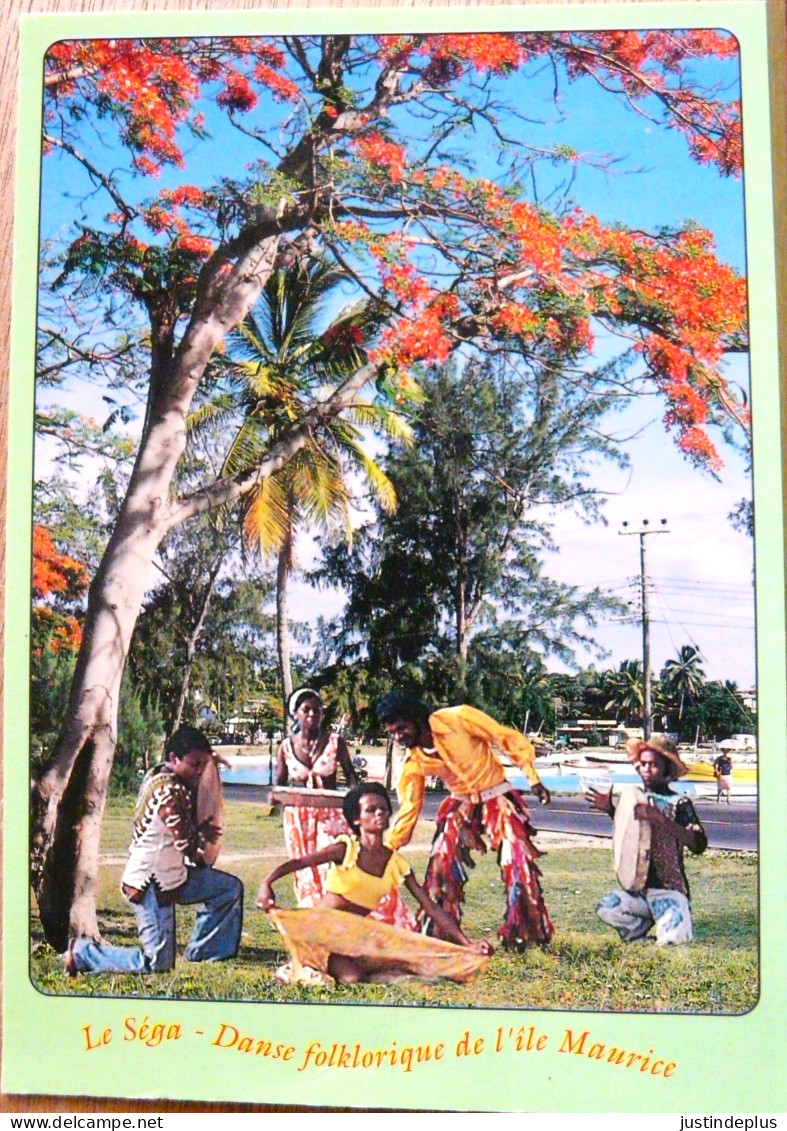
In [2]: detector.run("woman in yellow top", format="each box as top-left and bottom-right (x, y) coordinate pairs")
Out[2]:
(257, 782), (492, 985)
(378, 691), (554, 950)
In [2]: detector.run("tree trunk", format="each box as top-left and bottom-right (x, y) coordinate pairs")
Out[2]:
(276, 537), (293, 724)
(31, 423), (185, 945)
(31, 353), (382, 950)
(30, 231), (282, 949)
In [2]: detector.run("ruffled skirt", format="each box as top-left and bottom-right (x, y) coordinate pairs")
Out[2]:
(422, 790), (554, 949)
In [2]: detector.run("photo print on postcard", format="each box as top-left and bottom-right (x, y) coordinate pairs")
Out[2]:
(6, 2), (783, 1111)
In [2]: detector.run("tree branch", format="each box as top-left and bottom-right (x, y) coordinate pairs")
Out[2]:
(167, 359), (382, 528)
(43, 135), (136, 221)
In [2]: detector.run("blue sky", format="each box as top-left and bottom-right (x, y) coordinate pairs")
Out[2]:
(36, 33), (755, 687)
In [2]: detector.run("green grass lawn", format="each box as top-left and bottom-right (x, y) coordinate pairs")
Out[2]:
(30, 798), (759, 1014)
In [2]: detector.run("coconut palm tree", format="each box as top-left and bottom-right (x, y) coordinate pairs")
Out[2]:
(190, 256), (410, 713)
(603, 659), (647, 726)
(660, 644), (706, 727)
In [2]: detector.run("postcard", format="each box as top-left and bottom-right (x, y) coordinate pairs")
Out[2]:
(4, 0), (785, 1112)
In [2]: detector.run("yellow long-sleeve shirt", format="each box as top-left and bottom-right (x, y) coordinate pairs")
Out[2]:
(387, 705), (542, 850)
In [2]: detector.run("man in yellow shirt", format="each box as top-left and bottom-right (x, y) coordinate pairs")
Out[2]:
(378, 691), (554, 950)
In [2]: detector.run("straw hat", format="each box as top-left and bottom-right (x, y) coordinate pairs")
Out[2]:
(625, 735), (688, 779)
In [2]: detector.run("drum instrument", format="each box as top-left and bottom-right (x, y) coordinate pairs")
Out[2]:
(612, 786), (651, 892)
(196, 756), (224, 867)
(270, 786), (348, 809)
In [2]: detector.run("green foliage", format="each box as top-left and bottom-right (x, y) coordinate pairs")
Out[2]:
(112, 672), (165, 792)
(207, 254), (407, 707)
(659, 645), (706, 730)
(125, 427), (279, 732)
(129, 562), (277, 732)
(34, 476), (110, 577)
(531, 658), (752, 742)
(30, 644), (77, 772)
(603, 659), (645, 725)
(312, 357), (625, 721)
(30, 647), (163, 791)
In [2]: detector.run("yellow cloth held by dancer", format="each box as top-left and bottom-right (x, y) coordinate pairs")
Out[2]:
(268, 906), (490, 985)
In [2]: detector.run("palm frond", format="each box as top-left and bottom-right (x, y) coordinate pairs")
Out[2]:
(344, 401), (413, 443)
(352, 447), (398, 514)
(242, 474), (291, 557)
(227, 358), (303, 404)
(186, 395), (240, 438)
(227, 311), (273, 365)
(266, 259), (347, 357)
(326, 421), (398, 513)
(220, 415), (271, 479)
(292, 446), (351, 538)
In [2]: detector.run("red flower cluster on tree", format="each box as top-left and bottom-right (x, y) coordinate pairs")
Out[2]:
(420, 33), (529, 74)
(45, 37), (302, 171)
(350, 169), (746, 467)
(675, 425), (724, 471)
(375, 29), (741, 177)
(353, 133), (407, 184)
(139, 187), (215, 260)
(252, 62), (299, 103)
(32, 526), (89, 653)
(216, 69), (258, 113)
(32, 526), (88, 600)
(162, 184), (208, 208)
(47, 33), (747, 472)
(177, 234), (214, 257)
(373, 292), (459, 371)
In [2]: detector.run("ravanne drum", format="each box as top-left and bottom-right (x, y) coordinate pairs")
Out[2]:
(196, 757), (224, 867)
(270, 786), (349, 809)
(612, 786), (651, 892)
(613, 787), (677, 890)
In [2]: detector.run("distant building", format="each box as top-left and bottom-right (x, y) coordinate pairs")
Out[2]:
(740, 689), (757, 715)
(555, 719), (622, 748)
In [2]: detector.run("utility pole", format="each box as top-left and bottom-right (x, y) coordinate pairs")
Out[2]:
(620, 519), (669, 739)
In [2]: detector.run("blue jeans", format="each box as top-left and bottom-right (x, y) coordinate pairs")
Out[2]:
(71, 867), (243, 973)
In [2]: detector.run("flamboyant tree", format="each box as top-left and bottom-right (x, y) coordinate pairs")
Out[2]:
(33, 31), (749, 947)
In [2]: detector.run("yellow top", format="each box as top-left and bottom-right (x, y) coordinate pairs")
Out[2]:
(325, 834), (412, 910)
(387, 705), (540, 850)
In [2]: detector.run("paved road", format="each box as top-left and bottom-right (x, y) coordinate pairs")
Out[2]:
(223, 784), (757, 852)
(528, 795), (756, 852)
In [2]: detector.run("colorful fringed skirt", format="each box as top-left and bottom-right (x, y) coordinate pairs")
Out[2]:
(422, 790), (554, 950)
(268, 907), (490, 985)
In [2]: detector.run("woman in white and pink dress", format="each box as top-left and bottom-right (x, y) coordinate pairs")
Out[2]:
(275, 687), (356, 907)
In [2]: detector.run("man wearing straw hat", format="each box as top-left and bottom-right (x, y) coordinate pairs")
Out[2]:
(587, 736), (707, 946)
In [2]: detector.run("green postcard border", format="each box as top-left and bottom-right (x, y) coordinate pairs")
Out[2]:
(4, 1), (785, 1111)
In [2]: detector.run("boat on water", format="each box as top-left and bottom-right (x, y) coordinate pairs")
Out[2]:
(681, 758), (758, 785)
(526, 745), (758, 799)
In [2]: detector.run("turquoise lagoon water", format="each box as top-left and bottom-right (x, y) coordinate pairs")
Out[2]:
(216, 763), (706, 796)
